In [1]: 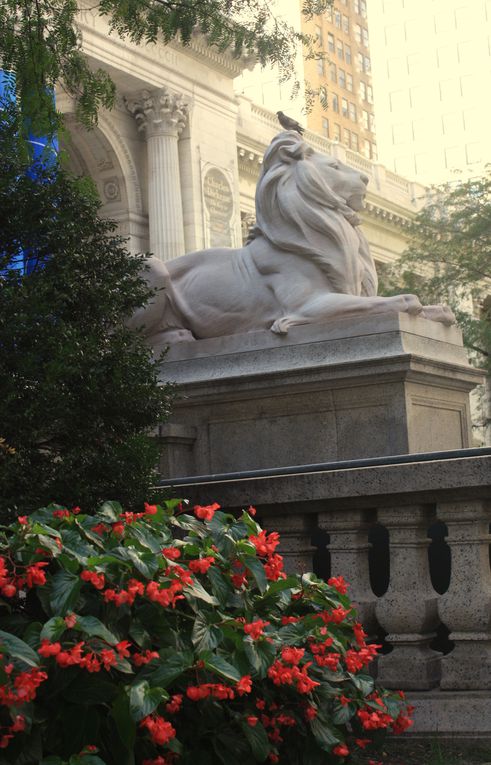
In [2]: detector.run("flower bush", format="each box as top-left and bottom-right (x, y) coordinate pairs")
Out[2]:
(0, 500), (412, 764)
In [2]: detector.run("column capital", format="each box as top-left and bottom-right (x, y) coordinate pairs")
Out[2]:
(126, 87), (189, 138)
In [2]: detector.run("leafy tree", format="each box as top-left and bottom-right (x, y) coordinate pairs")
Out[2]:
(380, 171), (491, 371)
(0, 104), (173, 520)
(0, 0), (331, 138)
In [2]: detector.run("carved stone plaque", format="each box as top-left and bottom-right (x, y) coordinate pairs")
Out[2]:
(203, 167), (234, 247)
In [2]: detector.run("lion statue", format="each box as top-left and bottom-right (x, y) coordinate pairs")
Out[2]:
(129, 131), (454, 351)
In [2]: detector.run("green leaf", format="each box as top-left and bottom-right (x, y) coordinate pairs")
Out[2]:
(36, 533), (63, 556)
(192, 613), (223, 652)
(351, 673), (374, 696)
(184, 580), (219, 605)
(145, 651), (194, 687)
(207, 565), (233, 606)
(243, 638), (276, 678)
(23, 622), (43, 649)
(241, 719), (270, 761)
(242, 555), (267, 594)
(69, 756), (108, 765)
(111, 693), (136, 751)
(0, 629), (40, 667)
(278, 622), (310, 644)
(118, 547), (158, 578)
(332, 703), (355, 725)
(63, 674), (119, 705)
(309, 716), (341, 750)
(97, 501), (122, 523)
(129, 680), (168, 722)
(204, 653), (241, 683)
(40, 616), (67, 641)
(50, 570), (81, 615)
(41, 759), (64, 765)
(74, 615), (118, 645)
(129, 524), (162, 553)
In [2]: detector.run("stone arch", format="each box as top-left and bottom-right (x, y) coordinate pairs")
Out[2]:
(59, 102), (146, 252)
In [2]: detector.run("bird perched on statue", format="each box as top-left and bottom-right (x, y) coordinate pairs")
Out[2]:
(276, 111), (305, 135)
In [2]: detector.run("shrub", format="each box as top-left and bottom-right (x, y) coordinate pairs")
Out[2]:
(0, 501), (412, 764)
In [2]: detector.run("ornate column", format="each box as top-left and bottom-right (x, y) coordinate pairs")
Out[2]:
(127, 88), (188, 261)
(319, 509), (378, 636)
(437, 500), (491, 689)
(375, 505), (441, 689)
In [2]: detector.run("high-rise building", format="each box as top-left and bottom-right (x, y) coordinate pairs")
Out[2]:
(367, 0), (491, 184)
(301, 0), (378, 160)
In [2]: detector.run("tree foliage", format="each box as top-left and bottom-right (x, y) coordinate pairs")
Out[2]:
(380, 171), (491, 372)
(0, 0), (332, 138)
(0, 105), (173, 520)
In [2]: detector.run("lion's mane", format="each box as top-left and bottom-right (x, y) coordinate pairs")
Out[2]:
(253, 131), (378, 297)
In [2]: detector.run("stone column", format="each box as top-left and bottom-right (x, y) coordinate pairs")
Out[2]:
(319, 509), (378, 636)
(127, 88), (188, 261)
(375, 505), (441, 689)
(437, 500), (491, 689)
(261, 511), (316, 575)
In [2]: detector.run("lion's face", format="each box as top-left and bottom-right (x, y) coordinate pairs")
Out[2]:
(313, 154), (369, 212)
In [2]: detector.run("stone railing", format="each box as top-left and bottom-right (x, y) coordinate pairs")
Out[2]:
(157, 448), (491, 737)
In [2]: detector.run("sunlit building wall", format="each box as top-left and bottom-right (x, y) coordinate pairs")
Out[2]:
(367, 0), (491, 184)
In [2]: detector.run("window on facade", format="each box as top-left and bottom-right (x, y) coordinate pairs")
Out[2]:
(349, 102), (357, 121)
(343, 128), (351, 146)
(367, 84), (373, 103)
(328, 33), (335, 52)
(343, 15), (350, 33)
(355, 0), (367, 17)
(319, 86), (328, 108)
(362, 109), (369, 130)
(317, 57), (325, 76)
(335, 10), (342, 28)
(339, 68), (346, 88)
(354, 24), (362, 43)
(357, 52), (364, 70)
(329, 62), (337, 82)
(337, 40), (344, 59)
(315, 25), (323, 45)
(360, 80), (367, 100)
(334, 123), (341, 141)
(371, 142), (378, 161)
(368, 113), (375, 132)
(351, 133), (359, 152)
(364, 55), (371, 72)
(363, 140), (371, 159)
(346, 73), (353, 92)
(342, 97), (349, 117)
(332, 94), (339, 112)
(345, 44), (352, 64)
(362, 27), (369, 46)
(325, 6), (333, 21)
(322, 117), (330, 138)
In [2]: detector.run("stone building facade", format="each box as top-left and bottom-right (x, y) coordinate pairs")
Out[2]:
(60, 4), (425, 272)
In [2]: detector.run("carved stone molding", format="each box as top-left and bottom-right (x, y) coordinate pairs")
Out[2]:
(126, 87), (189, 138)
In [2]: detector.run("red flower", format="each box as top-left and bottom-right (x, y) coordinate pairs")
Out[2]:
(247, 506), (257, 516)
(38, 640), (62, 657)
(64, 613), (77, 628)
(304, 705), (317, 720)
(111, 522), (125, 537)
(25, 562), (48, 588)
(249, 530), (280, 557)
(144, 502), (158, 515)
(162, 547), (181, 560)
(53, 509), (70, 519)
(194, 503), (220, 521)
(17, 516), (28, 525)
(244, 620), (270, 640)
(140, 715), (176, 746)
(188, 556), (214, 574)
(1, 584), (16, 598)
(116, 640), (132, 658)
(355, 739), (371, 749)
(72, 506), (82, 515)
(80, 570), (105, 590)
(281, 647), (304, 665)
(333, 743), (349, 757)
(236, 675), (252, 695)
(165, 694), (183, 714)
(247, 716), (258, 727)
(328, 576), (348, 595)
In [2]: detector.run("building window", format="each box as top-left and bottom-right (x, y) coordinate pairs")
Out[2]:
(360, 80), (367, 100)
(355, 0), (367, 17)
(357, 52), (364, 71)
(325, 6), (333, 21)
(329, 62), (337, 82)
(328, 33), (335, 53)
(346, 73), (353, 92)
(364, 55), (371, 72)
(317, 57), (325, 76)
(367, 84), (373, 103)
(342, 97), (349, 117)
(334, 123), (341, 141)
(332, 94), (339, 112)
(362, 27), (369, 47)
(334, 10), (342, 28)
(343, 15), (350, 33)
(319, 86), (328, 108)
(339, 68), (346, 88)
(362, 109), (369, 130)
(315, 25), (323, 45)
(354, 24), (362, 43)
(371, 142), (378, 161)
(345, 44), (352, 64)
(337, 40), (344, 59)
(368, 113), (375, 132)
(351, 133), (359, 152)
(322, 117), (330, 137)
(349, 102), (357, 121)
(343, 128), (351, 146)
(363, 140), (371, 159)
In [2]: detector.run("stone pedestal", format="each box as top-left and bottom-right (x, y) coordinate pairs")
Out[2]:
(158, 314), (482, 478)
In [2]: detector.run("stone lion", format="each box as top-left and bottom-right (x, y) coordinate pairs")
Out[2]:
(130, 131), (454, 351)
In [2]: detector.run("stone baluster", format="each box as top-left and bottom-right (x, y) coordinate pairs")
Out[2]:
(126, 88), (188, 261)
(437, 500), (491, 689)
(261, 510), (316, 575)
(318, 509), (378, 636)
(375, 505), (441, 689)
